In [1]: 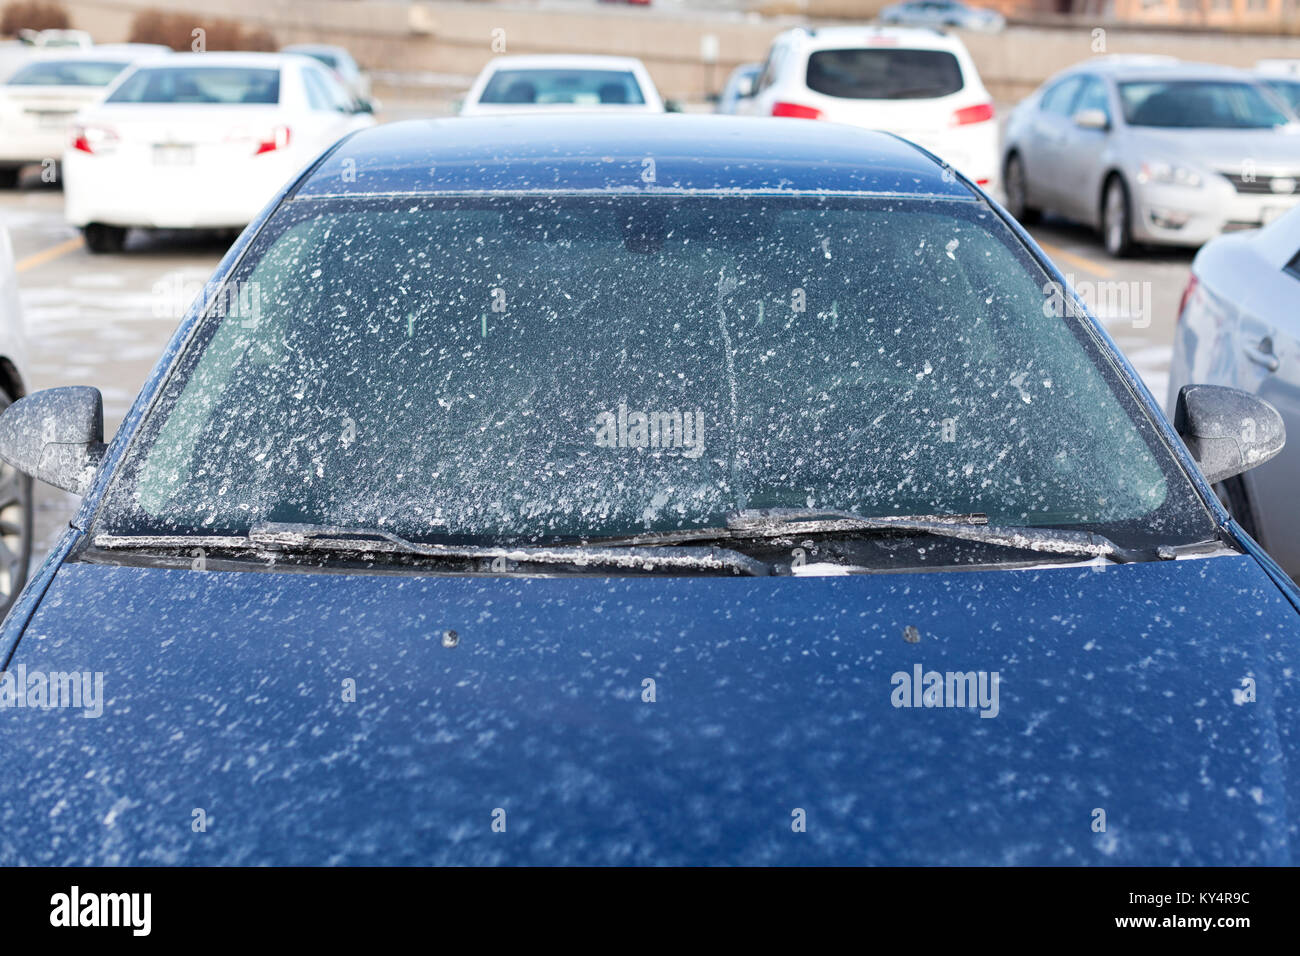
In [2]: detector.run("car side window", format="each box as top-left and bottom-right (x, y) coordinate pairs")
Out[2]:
(1285, 248), (1300, 282)
(304, 66), (352, 112)
(301, 67), (331, 110)
(757, 42), (786, 92)
(1073, 76), (1111, 123)
(1040, 77), (1084, 116)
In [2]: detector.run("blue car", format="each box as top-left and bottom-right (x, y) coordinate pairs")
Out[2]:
(0, 116), (1295, 865)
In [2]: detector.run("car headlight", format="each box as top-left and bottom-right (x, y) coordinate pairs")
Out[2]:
(1137, 160), (1202, 188)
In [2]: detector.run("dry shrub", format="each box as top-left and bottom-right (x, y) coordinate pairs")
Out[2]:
(127, 9), (276, 52)
(0, 1), (71, 36)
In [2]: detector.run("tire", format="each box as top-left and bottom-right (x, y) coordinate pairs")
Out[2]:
(0, 167), (19, 190)
(1101, 175), (1134, 258)
(1003, 153), (1040, 225)
(0, 389), (34, 619)
(83, 223), (128, 254)
(1215, 474), (1260, 543)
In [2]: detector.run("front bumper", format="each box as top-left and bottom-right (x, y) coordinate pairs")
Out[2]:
(1131, 175), (1300, 247)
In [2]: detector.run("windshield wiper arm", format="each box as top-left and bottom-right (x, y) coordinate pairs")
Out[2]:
(589, 508), (1168, 564)
(92, 523), (772, 576)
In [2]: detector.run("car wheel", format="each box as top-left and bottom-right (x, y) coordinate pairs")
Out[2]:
(83, 223), (128, 254)
(1003, 153), (1040, 224)
(0, 168), (19, 190)
(0, 389), (33, 619)
(1101, 175), (1134, 258)
(1215, 474), (1260, 542)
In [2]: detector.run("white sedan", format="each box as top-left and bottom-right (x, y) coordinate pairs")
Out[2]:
(63, 52), (375, 252)
(0, 47), (169, 188)
(460, 55), (665, 116)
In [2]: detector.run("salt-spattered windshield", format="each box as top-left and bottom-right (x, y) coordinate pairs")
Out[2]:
(94, 195), (1212, 548)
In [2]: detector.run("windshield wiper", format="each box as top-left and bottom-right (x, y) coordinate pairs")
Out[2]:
(90, 522), (772, 577)
(587, 508), (1172, 564)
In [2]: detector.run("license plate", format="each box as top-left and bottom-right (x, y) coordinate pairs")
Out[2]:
(32, 111), (70, 129)
(153, 144), (195, 166)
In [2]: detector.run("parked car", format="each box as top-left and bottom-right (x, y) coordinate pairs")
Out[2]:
(0, 227), (33, 618)
(281, 43), (374, 109)
(716, 62), (760, 114)
(878, 0), (1005, 32)
(737, 26), (999, 188)
(1168, 204), (1300, 578)
(460, 55), (665, 115)
(62, 52), (375, 253)
(0, 115), (1296, 864)
(1003, 58), (1300, 257)
(0, 47), (170, 189)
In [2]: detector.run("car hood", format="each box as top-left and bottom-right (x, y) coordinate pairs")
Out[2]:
(1, 552), (1297, 865)
(1129, 126), (1300, 174)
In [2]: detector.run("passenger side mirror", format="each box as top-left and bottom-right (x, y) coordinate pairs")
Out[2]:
(1073, 108), (1109, 131)
(0, 386), (107, 495)
(735, 75), (756, 99)
(1173, 384), (1284, 485)
(664, 99), (684, 113)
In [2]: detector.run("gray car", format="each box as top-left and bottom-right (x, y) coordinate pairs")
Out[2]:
(1168, 204), (1300, 578)
(1003, 58), (1300, 257)
(878, 0), (1004, 32)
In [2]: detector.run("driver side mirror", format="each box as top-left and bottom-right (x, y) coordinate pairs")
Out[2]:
(0, 386), (107, 495)
(1173, 384), (1284, 485)
(1072, 108), (1109, 131)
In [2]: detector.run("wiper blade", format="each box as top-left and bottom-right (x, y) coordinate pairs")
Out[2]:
(91, 523), (772, 577)
(590, 508), (1168, 564)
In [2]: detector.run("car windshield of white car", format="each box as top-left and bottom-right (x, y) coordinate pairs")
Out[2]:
(479, 69), (645, 106)
(91, 195), (1216, 553)
(806, 49), (964, 100)
(6, 59), (129, 87)
(1262, 78), (1300, 116)
(105, 67), (281, 105)
(1119, 80), (1291, 129)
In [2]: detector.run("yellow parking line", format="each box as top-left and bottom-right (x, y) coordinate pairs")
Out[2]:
(1037, 240), (1113, 280)
(15, 235), (85, 274)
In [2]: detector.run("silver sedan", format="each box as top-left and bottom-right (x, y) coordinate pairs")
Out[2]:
(1168, 204), (1300, 577)
(1003, 59), (1300, 258)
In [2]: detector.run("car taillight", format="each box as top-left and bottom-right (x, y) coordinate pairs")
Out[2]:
(253, 125), (291, 155)
(951, 102), (994, 126)
(1177, 273), (1199, 322)
(71, 124), (117, 154)
(772, 101), (822, 120)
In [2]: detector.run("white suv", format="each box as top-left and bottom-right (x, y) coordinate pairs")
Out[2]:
(738, 26), (998, 188)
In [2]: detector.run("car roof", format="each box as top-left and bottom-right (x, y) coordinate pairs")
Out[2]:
(477, 54), (650, 71)
(122, 51), (307, 69)
(1061, 56), (1255, 83)
(781, 25), (968, 54)
(294, 114), (976, 199)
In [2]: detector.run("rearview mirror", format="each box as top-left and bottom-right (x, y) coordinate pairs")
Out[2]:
(1073, 108), (1109, 131)
(0, 386), (107, 495)
(1173, 384), (1284, 485)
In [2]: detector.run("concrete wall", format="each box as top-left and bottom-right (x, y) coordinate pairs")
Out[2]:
(50, 0), (1300, 102)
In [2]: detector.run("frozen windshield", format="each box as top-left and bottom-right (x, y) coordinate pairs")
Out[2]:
(93, 195), (1213, 549)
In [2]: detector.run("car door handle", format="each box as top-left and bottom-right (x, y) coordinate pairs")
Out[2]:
(1244, 340), (1280, 372)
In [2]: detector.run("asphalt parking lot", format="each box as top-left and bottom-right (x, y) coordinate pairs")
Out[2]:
(0, 154), (1197, 562)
